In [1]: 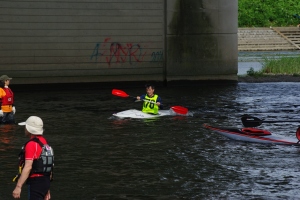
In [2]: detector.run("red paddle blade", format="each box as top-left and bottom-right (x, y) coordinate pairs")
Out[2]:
(112, 89), (129, 98)
(296, 127), (300, 141)
(171, 106), (188, 115)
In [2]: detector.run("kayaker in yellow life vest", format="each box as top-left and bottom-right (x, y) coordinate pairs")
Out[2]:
(136, 84), (163, 114)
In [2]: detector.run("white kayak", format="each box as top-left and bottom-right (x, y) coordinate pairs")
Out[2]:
(113, 109), (174, 119)
(111, 89), (189, 118)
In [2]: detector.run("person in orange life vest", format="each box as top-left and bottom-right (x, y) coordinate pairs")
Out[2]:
(0, 75), (16, 124)
(12, 116), (52, 200)
(135, 84), (163, 114)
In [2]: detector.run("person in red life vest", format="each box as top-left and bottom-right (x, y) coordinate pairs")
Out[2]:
(135, 84), (163, 114)
(0, 75), (16, 124)
(12, 116), (53, 200)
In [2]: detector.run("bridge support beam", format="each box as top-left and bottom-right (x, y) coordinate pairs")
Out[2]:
(166, 0), (238, 82)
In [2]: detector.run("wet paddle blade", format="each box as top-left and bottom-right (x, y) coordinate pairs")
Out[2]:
(112, 89), (129, 98)
(241, 114), (300, 127)
(171, 106), (188, 115)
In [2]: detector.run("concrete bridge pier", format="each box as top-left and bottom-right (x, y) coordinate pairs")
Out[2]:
(166, 0), (238, 83)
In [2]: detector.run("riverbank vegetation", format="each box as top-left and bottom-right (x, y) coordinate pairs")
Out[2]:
(239, 0), (300, 27)
(246, 55), (300, 76)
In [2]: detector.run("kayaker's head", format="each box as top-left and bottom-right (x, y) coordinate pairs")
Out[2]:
(145, 84), (155, 97)
(18, 116), (44, 137)
(0, 75), (12, 87)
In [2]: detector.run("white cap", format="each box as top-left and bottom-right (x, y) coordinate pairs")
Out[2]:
(18, 116), (44, 135)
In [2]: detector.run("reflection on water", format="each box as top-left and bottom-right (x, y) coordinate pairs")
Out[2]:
(238, 51), (300, 75)
(0, 124), (15, 133)
(238, 61), (262, 75)
(1, 83), (300, 199)
(238, 51), (300, 62)
(0, 124), (17, 151)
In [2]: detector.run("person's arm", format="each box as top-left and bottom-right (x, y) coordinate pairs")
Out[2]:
(0, 89), (5, 113)
(12, 160), (33, 199)
(0, 88), (4, 108)
(44, 190), (51, 200)
(136, 95), (145, 101)
(0, 88), (6, 98)
(156, 96), (163, 109)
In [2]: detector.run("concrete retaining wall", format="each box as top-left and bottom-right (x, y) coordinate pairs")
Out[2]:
(238, 27), (300, 51)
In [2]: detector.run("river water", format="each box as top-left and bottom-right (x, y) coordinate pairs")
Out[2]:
(1, 81), (300, 200)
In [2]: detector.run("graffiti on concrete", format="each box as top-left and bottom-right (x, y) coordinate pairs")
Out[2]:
(151, 51), (163, 62)
(91, 38), (147, 66)
(90, 38), (163, 66)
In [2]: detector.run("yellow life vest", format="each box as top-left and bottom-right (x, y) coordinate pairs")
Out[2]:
(142, 94), (159, 114)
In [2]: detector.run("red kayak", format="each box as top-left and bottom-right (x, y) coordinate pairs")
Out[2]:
(203, 124), (300, 145)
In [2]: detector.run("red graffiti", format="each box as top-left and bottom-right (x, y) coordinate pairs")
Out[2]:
(91, 38), (147, 66)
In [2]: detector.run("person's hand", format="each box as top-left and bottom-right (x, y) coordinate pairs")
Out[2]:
(44, 190), (51, 200)
(12, 106), (16, 114)
(136, 96), (141, 100)
(0, 110), (3, 117)
(156, 102), (161, 106)
(12, 186), (21, 199)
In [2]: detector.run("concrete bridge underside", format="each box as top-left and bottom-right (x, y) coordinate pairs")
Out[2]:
(0, 0), (238, 85)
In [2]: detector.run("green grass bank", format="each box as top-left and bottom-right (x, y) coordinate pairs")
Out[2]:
(246, 55), (300, 77)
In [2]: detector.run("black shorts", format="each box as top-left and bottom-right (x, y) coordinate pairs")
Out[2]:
(27, 176), (50, 200)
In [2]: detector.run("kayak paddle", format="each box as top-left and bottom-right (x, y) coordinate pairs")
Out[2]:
(241, 114), (300, 127)
(111, 89), (189, 115)
(112, 89), (158, 104)
(112, 89), (135, 98)
(170, 106), (188, 115)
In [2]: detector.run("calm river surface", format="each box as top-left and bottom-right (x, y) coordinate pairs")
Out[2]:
(1, 82), (300, 200)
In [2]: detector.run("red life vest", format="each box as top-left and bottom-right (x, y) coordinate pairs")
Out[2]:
(1, 87), (14, 105)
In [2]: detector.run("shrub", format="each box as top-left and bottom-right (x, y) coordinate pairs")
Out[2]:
(239, 0), (300, 27)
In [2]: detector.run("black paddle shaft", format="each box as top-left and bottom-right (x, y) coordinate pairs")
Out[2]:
(241, 115), (300, 127)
